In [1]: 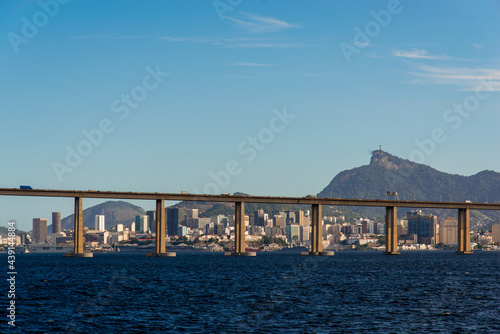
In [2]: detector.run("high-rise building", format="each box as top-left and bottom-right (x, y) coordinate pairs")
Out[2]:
(286, 224), (300, 245)
(492, 224), (500, 244)
(52, 212), (61, 234)
(147, 210), (156, 233)
(439, 217), (458, 245)
(95, 215), (105, 231)
(135, 215), (149, 233)
(273, 216), (286, 228)
(167, 208), (179, 236)
(32, 218), (48, 243)
(296, 210), (308, 227)
(254, 209), (267, 226)
(187, 209), (198, 219)
(300, 226), (310, 242)
(407, 210), (438, 245)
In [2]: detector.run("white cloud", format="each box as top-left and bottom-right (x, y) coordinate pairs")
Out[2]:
(230, 61), (272, 67)
(393, 48), (465, 61)
(227, 12), (299, 33)
(406, 64), (500, 91)
(473, 43), (483, 50)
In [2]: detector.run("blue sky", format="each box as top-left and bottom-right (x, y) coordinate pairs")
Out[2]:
(1, 0), (500, 231)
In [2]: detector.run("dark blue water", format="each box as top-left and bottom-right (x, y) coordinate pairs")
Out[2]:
(3, 251), (500, 333)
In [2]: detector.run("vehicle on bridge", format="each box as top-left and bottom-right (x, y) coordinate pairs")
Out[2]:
(19, 185), (32, 190)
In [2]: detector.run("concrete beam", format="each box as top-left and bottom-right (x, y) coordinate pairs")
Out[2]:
(2, 188), (500, 210)
(65, 197), (93, 257)
(311, 203), (323, 254)
(232, 201), (249, 256)
(456, 208), (473, 255)
(384, 206), (400, 255)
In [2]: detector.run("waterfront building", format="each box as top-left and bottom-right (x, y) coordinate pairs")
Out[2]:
(167, 208), (180, 236)
(147, 210), (156, 233)
(407, 210), (438, 245)
(492, 224), (500, 244)
(95, 215), (105, 231)
(286, 224), (300, 245)
(135, 215), (149, 233)
(52, 212), (61, 234)
(300, 226), (310, 242)
(32, 218), (48, 243)
(439, 217), (458, 245)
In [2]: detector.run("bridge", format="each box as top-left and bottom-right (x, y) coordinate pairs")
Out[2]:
(2, 188), (499, 257)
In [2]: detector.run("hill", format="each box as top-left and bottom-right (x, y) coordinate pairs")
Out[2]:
(317, 150), (500, 228)
(60, 201), (146, 230)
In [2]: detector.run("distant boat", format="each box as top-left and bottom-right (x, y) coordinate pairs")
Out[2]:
(277, 246), (309, 253)
(28, 244), (73, 253)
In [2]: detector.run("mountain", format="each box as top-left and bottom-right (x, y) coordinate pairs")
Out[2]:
(61, 201), (146, 230)
(176, 192), (307, 217)
(317, 150), (500, 227)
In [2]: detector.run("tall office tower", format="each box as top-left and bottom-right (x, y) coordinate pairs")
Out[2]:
(300, 226), (310, 242)
(135, 215), (149, 233)
(273, 216), (286, 228)
(254, 209), (267, 226)
(95, 215), (105, 231)
(286, 224), (300, 245)
(407, 210), (438, 245)
(52, 212), (61, 233)
(439, 217), (458, 245)
(147, 210), (156, 233)
(33, 218), (48, 243)
(296, 210), (307, 226)
(167, 208), (179, 236)
(187, 209), (198, 219)
(491, 224), (500, 244)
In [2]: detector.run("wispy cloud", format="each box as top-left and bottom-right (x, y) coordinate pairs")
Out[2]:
(227, 42), (303, 48)
(230, 61), (273, 67)
(227, 12), (299, 33)
(405, 64), (500, 91)
(73, 35), (148, 40)
(160, 36), (304, 49)
(393, 48), (465, 61)
(473, 43), (483, 50)
(365, 52), (385, 59)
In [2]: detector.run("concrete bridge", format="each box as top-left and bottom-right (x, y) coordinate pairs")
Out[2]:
(2, 188), (499, 257)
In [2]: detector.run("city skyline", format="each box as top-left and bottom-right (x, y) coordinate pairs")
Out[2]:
(2, 1), (500, 231)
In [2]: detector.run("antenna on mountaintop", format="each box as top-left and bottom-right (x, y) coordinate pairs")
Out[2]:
(379, 145), (382, 151)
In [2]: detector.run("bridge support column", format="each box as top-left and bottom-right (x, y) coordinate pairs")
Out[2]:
(226, 201), (255, 256)
(302, 204), (333, 256)
(383, 206), (399, 255)
(65, 197), (92, 257)
(456, 208), (473, 255)
(147, 199), (175, 257)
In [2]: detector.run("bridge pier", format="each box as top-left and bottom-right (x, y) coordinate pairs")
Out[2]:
(383, 206), (399, 255)
(456, 208), (473, 255)
(65, 197), (93, 257)
(225, 201), (255, 256)
(147, 199), (175, 257)
(302, 204), (333, 256)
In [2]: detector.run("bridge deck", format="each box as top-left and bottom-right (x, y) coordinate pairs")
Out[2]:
(1, 188), (499, 210)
